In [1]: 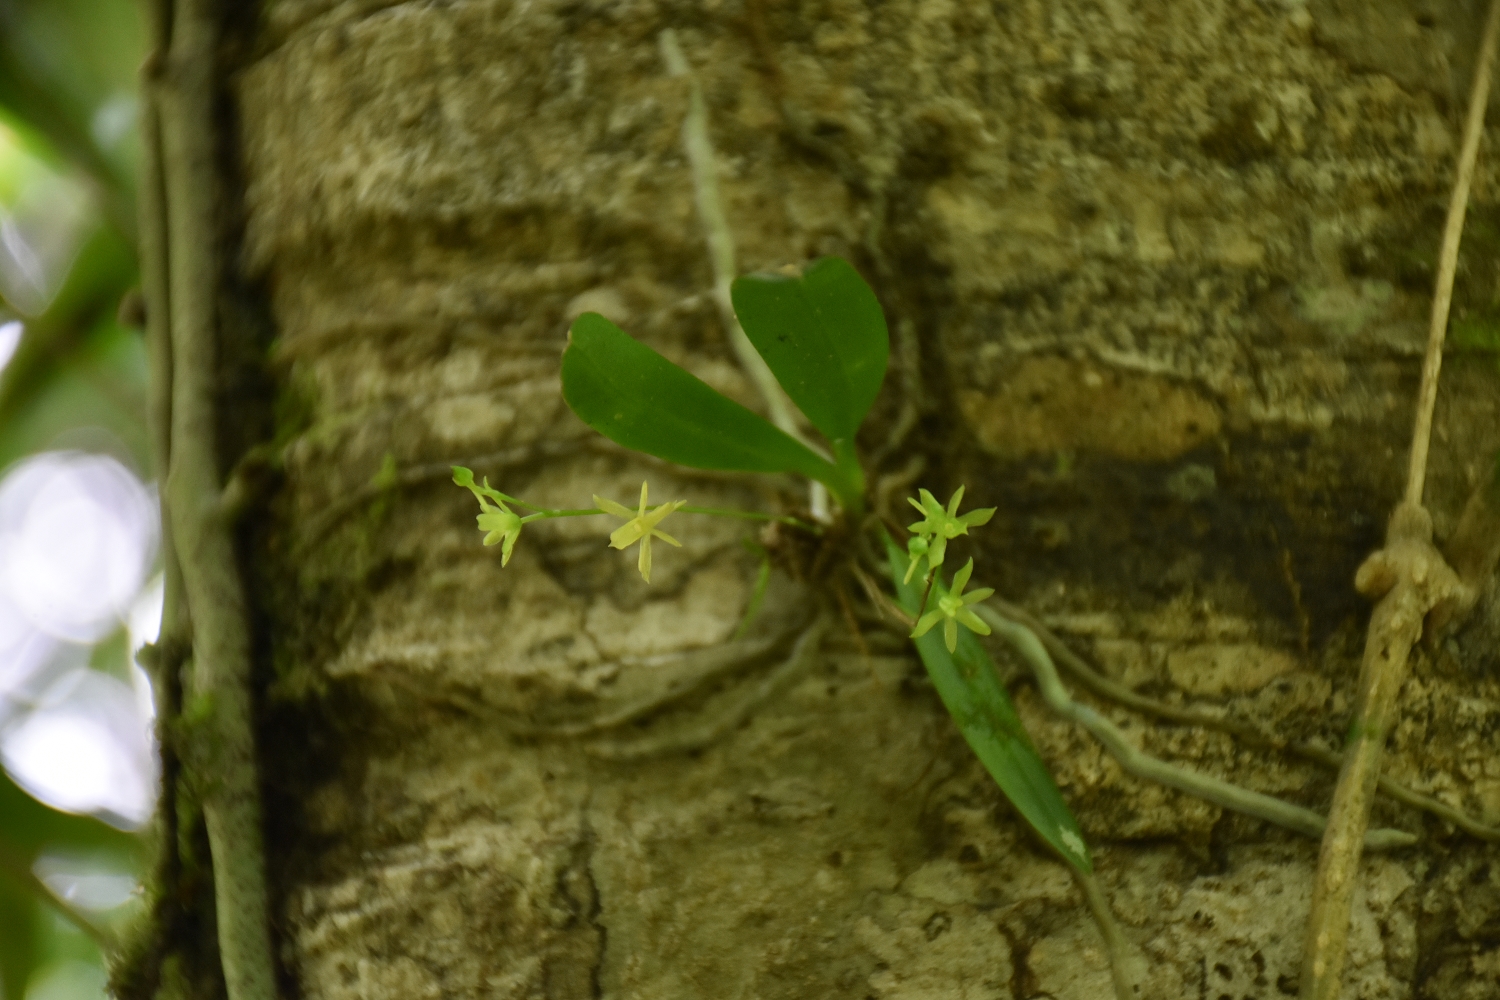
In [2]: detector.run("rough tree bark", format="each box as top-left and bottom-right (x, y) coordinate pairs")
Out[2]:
(144, 0), (1500, 997)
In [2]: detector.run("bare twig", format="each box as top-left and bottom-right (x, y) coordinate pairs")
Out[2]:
(1300, 4), (1500, 994)
(139, 0), (190, 677)
(135, 2), (194, 990)
(1405, 32), (1500, 505)
(157, 1), (277, 998)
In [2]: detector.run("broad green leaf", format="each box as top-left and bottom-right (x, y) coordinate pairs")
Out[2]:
(730, 257), (888, 443)
(562, 312), (856, 499)
(886, 536), (1091, 873)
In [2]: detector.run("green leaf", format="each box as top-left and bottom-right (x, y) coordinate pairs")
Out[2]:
(886, 536), (1091, 873)
(0, 878), (40, 1000)
(730, 257), (888, 444)
(0, 769), (133, 1000)
(0, 769), (138, 862)
(561, 311), (856, 498)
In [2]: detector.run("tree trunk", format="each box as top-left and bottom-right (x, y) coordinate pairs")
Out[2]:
(159, 0), (1500, 996)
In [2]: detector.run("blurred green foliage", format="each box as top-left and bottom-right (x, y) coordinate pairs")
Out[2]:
(0, 0), (151, 997)
(1451, 311), (1500, 370)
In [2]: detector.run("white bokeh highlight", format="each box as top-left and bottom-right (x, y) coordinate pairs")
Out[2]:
(0, 452), (157, 643)
(0, 319), (21, 371)
(2, 666), (157, 828)
(128, 574), (163, 724)
(0, 452), (160, 828)
(36, 858), (139, 912)
(0, 588), (57, 698)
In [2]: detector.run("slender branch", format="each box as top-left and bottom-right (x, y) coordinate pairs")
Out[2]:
(139, 0), (191, 678)
(1405, 5), (1500, 505)
(135, 7), (194, 993)
(974, 605), (1416, 850)
(1300, 507), (1460, 997)
(1301, 5), (1500, 993)
(157, 1), (277, 998)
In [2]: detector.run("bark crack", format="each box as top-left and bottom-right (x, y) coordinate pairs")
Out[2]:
(581, 805), (607, 1000)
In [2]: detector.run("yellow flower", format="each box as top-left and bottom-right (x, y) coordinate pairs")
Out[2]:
(476, 501), (522, 565)
(906, 485), (995, 581)
(454, 466), (523, 565)
(910, 558), (995, 653)
(593, 481), (686, 583)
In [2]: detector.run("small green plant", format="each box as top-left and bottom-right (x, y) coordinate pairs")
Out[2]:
(454, 255), (1097, 874)
(454, 255), (1454, 988)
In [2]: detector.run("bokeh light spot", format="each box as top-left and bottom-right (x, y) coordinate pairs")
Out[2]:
(0, 318), (20, 370)
(1, 668), (157, 827)
(0, 452), (157, 643)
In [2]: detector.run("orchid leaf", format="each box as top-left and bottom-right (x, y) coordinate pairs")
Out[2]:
(887, 535), (1091, 873)
(561, 311), (858, 501)
(730, 256), (888, 445)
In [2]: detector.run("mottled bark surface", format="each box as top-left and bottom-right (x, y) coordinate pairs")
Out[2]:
(226, 0), (1500, 996)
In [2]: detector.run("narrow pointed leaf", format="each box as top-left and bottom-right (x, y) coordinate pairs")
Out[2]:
(562, 312), (848, 492)
(730, 256), (888, 442)
(886, 536), (1091, 873)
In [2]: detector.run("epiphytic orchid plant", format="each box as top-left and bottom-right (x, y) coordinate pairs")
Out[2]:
(452, 256), (1095, 876)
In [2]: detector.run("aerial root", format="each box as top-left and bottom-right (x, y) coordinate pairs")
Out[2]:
(974, 605), (1417, 851)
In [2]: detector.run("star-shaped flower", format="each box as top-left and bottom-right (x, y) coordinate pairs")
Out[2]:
(593, 481), (686, 583)
(910, 558), (995, 653)
(476, 499), (523, 564)
(454, 466), (524, 565)
(905, 486), (995, 582)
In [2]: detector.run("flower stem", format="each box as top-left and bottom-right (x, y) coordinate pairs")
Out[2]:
(679, 505), (822, 533)
(519, 507), (605, 521)
(506, 499), (821, 533)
